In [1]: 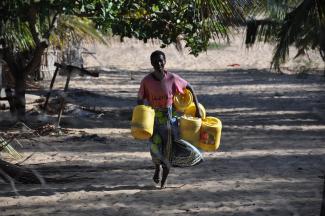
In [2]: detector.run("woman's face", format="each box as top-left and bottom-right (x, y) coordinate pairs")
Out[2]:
(151, 54), (166, 80)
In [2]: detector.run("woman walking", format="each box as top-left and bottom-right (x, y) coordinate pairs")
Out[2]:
(137, 50), (203, 188)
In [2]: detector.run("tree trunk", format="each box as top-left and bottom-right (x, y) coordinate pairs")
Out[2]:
(319, 25), (325, 77)
(13, 68), (26, 121)
(5, 88), (15, 114)
(3, 45), (46, 121)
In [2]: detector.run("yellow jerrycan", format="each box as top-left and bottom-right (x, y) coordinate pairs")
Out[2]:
(184, 102), (206, 119)
(199, 117), (222, 151)
(131, 105), (155, 140)
(179, 115), (202, 146)
(173, 88), (193, 112)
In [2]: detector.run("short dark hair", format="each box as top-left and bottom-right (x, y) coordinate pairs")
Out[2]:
(150, 50), (166, 62)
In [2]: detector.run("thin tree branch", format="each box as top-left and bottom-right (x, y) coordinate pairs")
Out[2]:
(43, 12), (60, 39)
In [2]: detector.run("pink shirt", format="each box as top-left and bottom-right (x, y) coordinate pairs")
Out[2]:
(138, 71), (188, 108)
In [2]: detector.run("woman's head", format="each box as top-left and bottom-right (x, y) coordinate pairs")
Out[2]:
(150, 50), (166, 63)
(150, 50), (166, 80)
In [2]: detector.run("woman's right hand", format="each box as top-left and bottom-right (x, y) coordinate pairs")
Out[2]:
(195, 106), (202, 119)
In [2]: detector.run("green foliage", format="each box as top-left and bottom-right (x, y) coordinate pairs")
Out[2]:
(1, 20), (35, 51)
(207, 42), (228, 50)
(95, 0), (248, 55)
(0, 0), (249, 57)
(51, 15), (107, 50)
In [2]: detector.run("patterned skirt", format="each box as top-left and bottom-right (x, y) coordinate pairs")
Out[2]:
(150, 107), (203, 168)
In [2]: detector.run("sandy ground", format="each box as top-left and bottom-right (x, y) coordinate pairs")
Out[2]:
(0, 33), (325, 215)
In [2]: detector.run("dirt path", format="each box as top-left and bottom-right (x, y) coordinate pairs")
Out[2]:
(0, 35), (325, 215)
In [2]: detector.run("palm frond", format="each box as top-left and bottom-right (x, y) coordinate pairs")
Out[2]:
(245, 19), (279, 46)
(0, 137), (23, 160)
(178, 0), (253, 55)
(248, 0), (302, 20)
(53, 15), (107, 49)
(244, 0), (302, 47)
(271, 0), (317, 70)
(193, 0), (250, 38)
(1, 20), (35, 51)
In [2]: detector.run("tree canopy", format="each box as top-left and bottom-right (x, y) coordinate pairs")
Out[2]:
(0, 0), (248, 56)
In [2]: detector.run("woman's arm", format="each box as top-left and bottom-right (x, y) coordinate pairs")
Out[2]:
(137, 80), (145, 105)
(186, 84), (202, 118)
(137, 98), (144, 105)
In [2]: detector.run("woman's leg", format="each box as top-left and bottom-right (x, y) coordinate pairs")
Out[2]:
(150, 133), (163, 184)
(161, 164), (169, 188)
(152, 109), (173, 188)
(153, 164), (160, 184)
